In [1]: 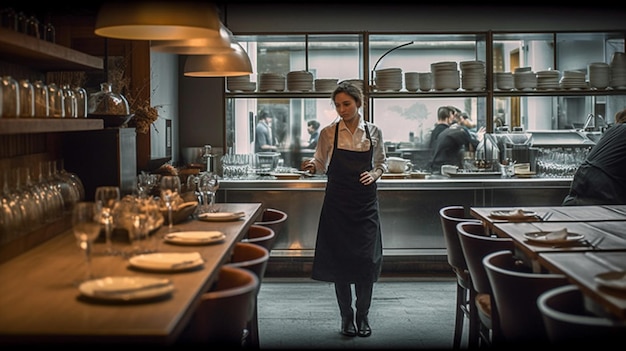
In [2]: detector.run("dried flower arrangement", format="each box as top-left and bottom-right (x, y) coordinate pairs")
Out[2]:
(107, 57), (162, 134)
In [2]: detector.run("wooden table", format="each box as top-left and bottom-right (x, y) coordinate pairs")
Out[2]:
(538, 251), (626, 320)
(0, 203), (262, 345)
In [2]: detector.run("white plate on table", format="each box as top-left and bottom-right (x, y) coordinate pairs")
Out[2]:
(523, 231), (584, 244)
(79, 276), (174, 301)
(164, 231), (225, 245)
(489, 209), (537, 220)
(129, 252), (204, 272)
(198, 211), (245, 222)
(594, 271), (626, 290)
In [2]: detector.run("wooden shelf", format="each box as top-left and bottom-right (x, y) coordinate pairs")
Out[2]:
(0, 28), (103, 71)
(0, 118), (103, 135)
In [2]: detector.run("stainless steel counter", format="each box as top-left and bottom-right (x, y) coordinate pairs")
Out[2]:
(219, 177), (572, 259)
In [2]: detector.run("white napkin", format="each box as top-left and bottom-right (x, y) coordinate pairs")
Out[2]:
(507, 209), (527, 218)
(543, 228), (568, 241)
(133, 252), (202, 268)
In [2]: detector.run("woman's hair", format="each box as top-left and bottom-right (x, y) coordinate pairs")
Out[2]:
(332, 81), (363, 107)
(615, 108), (626, 124)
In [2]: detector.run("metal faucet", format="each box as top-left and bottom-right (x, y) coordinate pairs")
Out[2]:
(582, 113), (606, 132)
(582, 113), (594, 131)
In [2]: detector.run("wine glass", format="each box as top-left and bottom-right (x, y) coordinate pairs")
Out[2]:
(199, 172), (220, 213)
(72, 201), (101, 283)
(159, 175), (181, 232)
(95, 186), (121, 255)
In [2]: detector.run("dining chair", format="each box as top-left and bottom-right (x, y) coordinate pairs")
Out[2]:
(253, 208), (288, 251)
(483, 250), (569, 347)
(537, 284), (626, 346)
(241, 224), (276, 253)
(225, 241), (270, 348)
(178, 265), (259, 347)
(457, 221), (514, 348)
(438, 205), (482, 349)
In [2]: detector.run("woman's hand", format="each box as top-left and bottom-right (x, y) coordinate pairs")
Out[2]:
(360, 169), (381, 185)
(301, 159), (316, 174)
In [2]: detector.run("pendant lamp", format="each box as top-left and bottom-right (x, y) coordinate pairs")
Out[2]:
(183, 42), (253, 77)
(94, 1), (221, 40)
(150, 23), (234, 55)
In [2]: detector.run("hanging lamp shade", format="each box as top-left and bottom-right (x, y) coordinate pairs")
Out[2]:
(150, 23), (234, 54)
(183, 42), (253, 77)
(94, 1), (221, 40)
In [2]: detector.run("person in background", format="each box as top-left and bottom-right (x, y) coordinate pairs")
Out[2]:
(562, 108), (626, 205)
(302, 82), (386, 338)
(428, 106), (455, 153)
(305, 119), (321, 149)
(255, 110), (277, 153)
(428, 116), (485, 173)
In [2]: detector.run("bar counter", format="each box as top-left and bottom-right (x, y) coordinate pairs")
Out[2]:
(0, 203), (262, 345)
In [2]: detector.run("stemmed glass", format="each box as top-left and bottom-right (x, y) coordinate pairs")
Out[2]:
(199, 172), (220, 213)
(95, 186), (121, 255)
(72, 201), (101, 283)
(159, 175), (181, 232)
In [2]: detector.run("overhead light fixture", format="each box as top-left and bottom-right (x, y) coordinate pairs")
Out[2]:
(183, 42), (253, 77)
(94, 1), (221, 40)
(150, 23), (234, 54)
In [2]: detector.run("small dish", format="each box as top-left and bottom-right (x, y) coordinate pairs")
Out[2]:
(489, 209), (537, 220)
(79, 276), (174, 301)
(270, 173), (301, 180)
(198, 212), (246, 222)
(164, 231), (225, 245)
(129, 252), (204, 272)
(594, 271), (626, 290)
(523, 230), (584, 244)
(516, 171), (536, 178)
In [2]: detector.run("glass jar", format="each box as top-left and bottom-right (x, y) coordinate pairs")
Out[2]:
(1, 75), (20, 118)
(47, 83), (64, 118)
(18, 79), (35, 118)
(61, 84), (77, 118)
(88, 82), (130, 116)
(33, 80), (49, 117)
(72, 86), (88, 118)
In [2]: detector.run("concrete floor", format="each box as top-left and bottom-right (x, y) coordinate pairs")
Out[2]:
(256, 276), (466, 350)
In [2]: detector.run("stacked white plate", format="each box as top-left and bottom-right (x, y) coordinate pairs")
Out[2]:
(536, 70), (560, 90)
(314, 78), (339, 92)
(560, 70), (588, 90)
(495, 72), (514, 90)
(226, 75), (256, 92)
(286, 71), (314, 92)
(341, 79), (364, 92)
(460, 60), (486, 91)
(609, 52), (626, 89)
(374, 68), (403, 91)
(431, 61), (460, 91)
(258, 73), (286, 92)
(588, 62), (610, 89)
(404, 72), (419, 91)
(513, 67), (537, 91)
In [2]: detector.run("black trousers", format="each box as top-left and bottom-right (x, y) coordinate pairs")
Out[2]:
(334, 281), (373, 319)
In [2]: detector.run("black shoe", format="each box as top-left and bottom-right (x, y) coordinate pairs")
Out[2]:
(340, 316), (357, 337)
(356, 316), (371, 337)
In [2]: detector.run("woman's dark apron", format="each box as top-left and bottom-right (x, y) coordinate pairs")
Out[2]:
(311, 123), (383, 284)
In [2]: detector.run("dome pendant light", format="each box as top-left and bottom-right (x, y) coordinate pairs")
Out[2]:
(94, 1), (221, 40)
(150, 23), (234, 55)
(183, 42), (253, 77)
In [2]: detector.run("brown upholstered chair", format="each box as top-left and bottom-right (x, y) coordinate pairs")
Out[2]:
(483, 250), (569, 347)
(178, 266), (259, 347)
(438, 205), (482, 349)
(225, 242), (270, 348)
(241, 224), (275, 253)
(457, 221), (514, 347)
(253, 208), (287, 250)
(538, 284), (626, 347)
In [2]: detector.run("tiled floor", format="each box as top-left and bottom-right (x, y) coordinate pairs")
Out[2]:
(257, 276), (466, 350)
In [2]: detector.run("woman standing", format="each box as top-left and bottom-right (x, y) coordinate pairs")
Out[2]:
(302, 82), (387, 337)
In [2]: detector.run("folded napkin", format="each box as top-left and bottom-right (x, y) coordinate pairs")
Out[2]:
(133, 252), (202, 268)
(542, 228), (568, 241)
(165, 231), (224, 242)
(92, 277), (172, 295)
